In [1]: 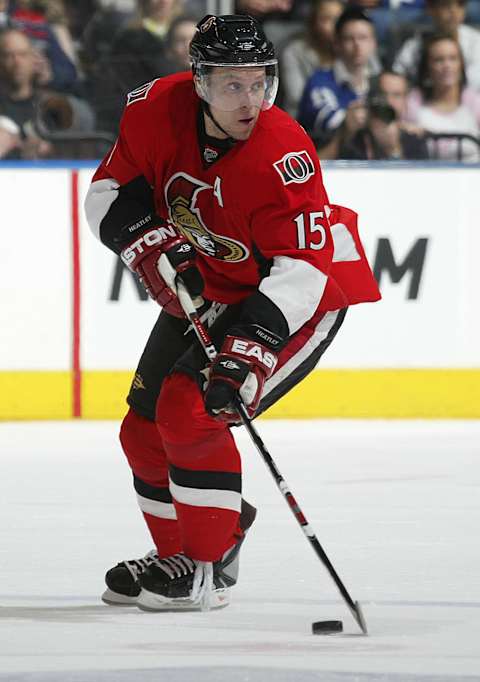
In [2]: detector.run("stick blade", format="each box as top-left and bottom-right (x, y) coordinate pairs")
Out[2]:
(352, 600), (368, 635)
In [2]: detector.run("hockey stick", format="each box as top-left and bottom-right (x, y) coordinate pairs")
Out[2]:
(177, 283), (368, 635)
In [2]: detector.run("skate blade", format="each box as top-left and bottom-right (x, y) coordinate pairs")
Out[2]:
(101, 588), (139, 606)
(137, 587), (230, 612)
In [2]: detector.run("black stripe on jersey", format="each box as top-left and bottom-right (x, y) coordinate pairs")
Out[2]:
(169, 464), (241, 493)
(100, 175), (157, 253)
(133, 475), (173, 502)
(252, 241), (272, 280)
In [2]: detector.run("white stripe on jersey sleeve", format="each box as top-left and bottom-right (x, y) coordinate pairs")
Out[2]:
(84, 178), (120, 240)
(331, 222), (361, 263)
(259, 255), (327, 335)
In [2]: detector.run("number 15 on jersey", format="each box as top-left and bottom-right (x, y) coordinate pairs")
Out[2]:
(294, 211), (327, 250)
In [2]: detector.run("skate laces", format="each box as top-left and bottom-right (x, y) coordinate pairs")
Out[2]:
(191, 561), (214, 612)
(151, 553), (196, 580)
(149, 553), (214, 609)
(124, 549), (159, 580)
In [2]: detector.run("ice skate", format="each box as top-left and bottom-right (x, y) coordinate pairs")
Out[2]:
(101, 549), (159, 605)
(136, 535), (245, 612)
(102, 500), (256, 607)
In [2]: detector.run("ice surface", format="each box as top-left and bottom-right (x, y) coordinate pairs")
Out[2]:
(1, 419), (480, 681)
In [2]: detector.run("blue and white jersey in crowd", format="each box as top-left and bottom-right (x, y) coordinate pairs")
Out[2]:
(297, 63), (363, 138)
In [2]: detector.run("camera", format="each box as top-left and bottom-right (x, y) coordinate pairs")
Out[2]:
(368, 95), (397, 125)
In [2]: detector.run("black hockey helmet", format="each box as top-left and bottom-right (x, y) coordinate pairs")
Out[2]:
(190, 14), (276, 67)
(190, 15), (278, 111)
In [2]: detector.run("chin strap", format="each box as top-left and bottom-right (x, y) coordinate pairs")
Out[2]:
(203, 102), (236, 146)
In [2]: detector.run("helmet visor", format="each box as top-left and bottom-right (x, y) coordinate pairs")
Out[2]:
(194, 62), (279, 112)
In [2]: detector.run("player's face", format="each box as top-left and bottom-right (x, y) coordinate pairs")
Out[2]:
(207, 67), (266, 140)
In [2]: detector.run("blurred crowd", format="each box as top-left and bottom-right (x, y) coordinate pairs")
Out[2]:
(0, 0), (479, 162)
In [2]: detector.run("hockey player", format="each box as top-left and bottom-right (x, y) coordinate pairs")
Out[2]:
(84, 13), (381, 612)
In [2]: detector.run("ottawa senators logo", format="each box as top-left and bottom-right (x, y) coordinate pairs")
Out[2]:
(273, 150), (315, 185)
(164, 172), (249, 262)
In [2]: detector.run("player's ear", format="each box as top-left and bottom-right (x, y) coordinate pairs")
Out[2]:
(193, 74), (207, 102)
(193, 75), (200, 97)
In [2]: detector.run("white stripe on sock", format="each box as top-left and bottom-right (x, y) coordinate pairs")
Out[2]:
(169, 480), (241, 513)
(136, 493), (177, 519)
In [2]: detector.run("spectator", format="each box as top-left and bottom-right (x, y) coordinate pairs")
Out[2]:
(280, 0), (345, 117)
(108, 0), (183, 94)
(83, 0), (183, 133)
(9, 0), (79, 92)
(164, 14), (197, 72)
(297, 6), (380, 157)
(236, 0), (311, 46)
(16, 0), (78, 66)
(236, 0), (293, 13)
(371, 69), (427, 135)
(63, 1), (135, 45)
(372, 70), (411, 120)
(0, 28), (94, 158)
(80, 1), (136, 133)
(61, 0), (98, 43)
(81, 1), (134, 67)
(339, 92), (429, 158)
(406, 32), (480, 160)
(393, 0), (480, 91)
(235, 0), (309, 21)
(350, 1), (425, 44)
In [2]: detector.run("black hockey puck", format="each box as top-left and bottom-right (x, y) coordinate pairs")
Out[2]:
(312, 620), (343, 635)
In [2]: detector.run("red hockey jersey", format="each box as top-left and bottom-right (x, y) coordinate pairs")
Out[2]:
(88, 72), (380, 335)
